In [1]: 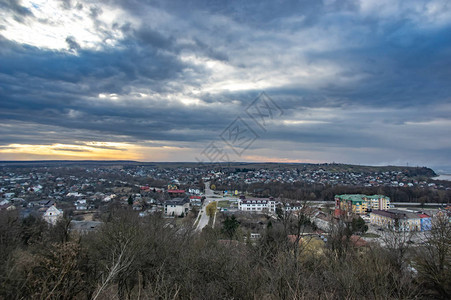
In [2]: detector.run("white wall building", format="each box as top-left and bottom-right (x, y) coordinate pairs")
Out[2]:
(164, 198), (190, 217)
(188, 188), (201, 195)
(43, 205), (64, 225)
(238, 196), (276, 213)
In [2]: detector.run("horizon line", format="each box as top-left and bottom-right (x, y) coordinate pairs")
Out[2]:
(0, 159), (434, 168)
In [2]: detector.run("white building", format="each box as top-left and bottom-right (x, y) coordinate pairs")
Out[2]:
(188, 188), (201, 195)
(282, 202), (304, 211)
(74, 199), (87, 210)
(102, 194), (116, 202)
(43, 205), (64, 225)
(66, 192), (85, 198)
(164, 198), (190, 217)
(189, 196), (202, 207)
(238, 196), (276, 213)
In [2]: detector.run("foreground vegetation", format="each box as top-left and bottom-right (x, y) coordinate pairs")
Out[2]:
(0, 209), (449, 300)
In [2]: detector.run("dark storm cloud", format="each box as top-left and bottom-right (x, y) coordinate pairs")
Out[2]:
(0, 35), (235, 144)
(0, 35), (185, 90)
(134, 27), (175, 51)
(0, 0), (450, 166)
(134, 0), (357, 28)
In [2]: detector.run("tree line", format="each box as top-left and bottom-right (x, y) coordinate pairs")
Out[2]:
(0, 207), (449, 299)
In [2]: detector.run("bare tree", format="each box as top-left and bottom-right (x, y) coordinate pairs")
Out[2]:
(289, 201), (316, 263)
(92, 211), (144, 300)
(381, 227), (415, 272)
(414, 214), (451, 299)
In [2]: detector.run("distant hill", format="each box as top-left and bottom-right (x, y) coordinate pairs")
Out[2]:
(0, 160), (437, 177)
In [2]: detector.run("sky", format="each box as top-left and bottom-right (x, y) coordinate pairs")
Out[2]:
(0, 0), (450, 171)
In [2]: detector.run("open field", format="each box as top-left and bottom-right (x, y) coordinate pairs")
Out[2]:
(217, 200), (231, 208)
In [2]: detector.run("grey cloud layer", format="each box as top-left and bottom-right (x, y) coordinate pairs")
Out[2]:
(0, 0), (450, 166)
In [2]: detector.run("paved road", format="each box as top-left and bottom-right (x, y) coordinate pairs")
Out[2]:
(195, 205), (211, 232)
(195, 182), (214, 232)
(195, 182), (237, 232)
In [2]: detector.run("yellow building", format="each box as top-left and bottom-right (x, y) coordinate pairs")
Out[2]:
(334, 194), (390, 216)
(370, 210), (421, 231)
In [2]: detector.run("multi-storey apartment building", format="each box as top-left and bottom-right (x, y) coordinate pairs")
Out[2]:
(334, 194), (390, 216)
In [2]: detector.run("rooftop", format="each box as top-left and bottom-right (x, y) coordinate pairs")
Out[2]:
(165, 197), (189, 205)
(371, 209), (420, 219)
(335, 194), (390, 203)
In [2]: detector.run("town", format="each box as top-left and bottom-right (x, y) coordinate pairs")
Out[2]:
(1, 161), (450, 299)
(0, 162), (449, 239)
